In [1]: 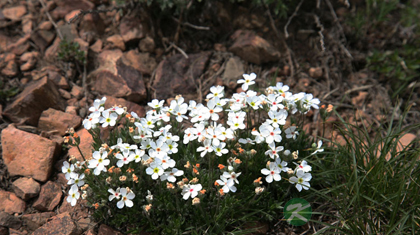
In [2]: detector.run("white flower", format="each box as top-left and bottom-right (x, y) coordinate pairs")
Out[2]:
(237, 73), (256, 91)
(88, 97), (106, 114)
(285, 126), (299, 140)
(62, 161), (77, 180)
(148, 99), (164, 109)
(131, 149), (146, 163)
(246, 96), (262, 110)
(238, 138), (255, 145)
(181, 184), (202, 200)
(216, 176), (236, 193)
(213, 142), (229, 156)
(289, 170), (312, 192)
(197, 139), (214, 157)
(166, 140), (178, 154)
(222, 171), (241, 184)
(266, 110), (287, 128)
(206, 99), (223, 121)
(83, 113), (100, 130)
(205, 127), (225, 146)
(260, 124), (282, 144)
(265, 142), (284, 159)
(146, 190), (153, 203)
(100, 111), (118, 127)
(108, 188), (121, 201)
(88, 151), (110, 175)
(160, 168), (184, 182)
(274, 157), (289, 172)
(116, 150), (134, 167)
(171, 103), (188, 122)
(67, 185), (80, 206)
(261, 162), (281, 183)
(206, 85), (224, 99)
(295, 160), (312, 173)
(117, 188), (135, 209)
(272, 82), (289, 94)
(146, 161), (164, 180)
(310, 140), (324, 156)
(67, 173), (85, 187)
(183, 127), (198, 144)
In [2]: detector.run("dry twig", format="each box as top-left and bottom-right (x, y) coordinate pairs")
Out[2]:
(39, 0), (63, 39)
(284, 0), (305, 39)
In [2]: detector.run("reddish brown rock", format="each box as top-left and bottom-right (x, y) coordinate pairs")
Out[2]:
(105, 35), (125, 51)
(309, 67), (323, 78)
(22, 17), (33, 34)
(0, 191), (26, 214)
(397, 133), (417, 152)
(47, 68), (69, 89)
(1, 60), (18, 76)
(98, 224), (123, 235)
(152, 51), (211, 101)
(51, 0), (94, 19)
(119, 13), (147, 43)
(121, 50), (156, 76)
(138, 36), (155, 53)
(0, 212), (22, 230)
(30, 30), (56, 53)
(0, 226), (8, 234)
(351, 91), (369, 107)
(229, 30), (281, 64)
(65, 106), (78, 115)
(1, 125), (59, 182)
(222, 56), (244, 89)
(104, 96), (145, 117)
(45, 37), (61, 61)
(68, 128), (93, 161)
(38, 108), (82, 136)
(3, 76), (66, 126)
(88, 50), (147, 102)
(6, 35), (31, 55)
(70, 85), (84, 99)
(12, 178), (41, 201)
(21, 212), (55, 232)
(20, 51), (38, 71)
(79, 13), (105, 43)
(33, 181), (62, 212)
(90, 39), (102, 53)
(64, 10), (81, 23)
(38, 21), (52, 30)
(32, 212), (80, 235)
(2, 6), (27, 21)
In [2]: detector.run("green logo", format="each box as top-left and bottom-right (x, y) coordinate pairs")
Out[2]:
(283, 198), (312, 226)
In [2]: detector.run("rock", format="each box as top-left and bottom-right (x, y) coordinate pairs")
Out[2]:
(12, 178), (41, 201)
(57, 24), (79, 42)
(32, 212), (80, 235)
(119, 13), (146, 43)
(138, 36), (155, 53)
(0, 226), (8, 234)
(8, 228), (28, 234)
(79, 13), (104, 43)
(214, 43), (226, 52)
(0, 191), (26, 214)
(65, 106), (78, 115)
(90, 39), (102, 53)
(67, 128), (93, 161)
(64, 10), (81, 23)
(351, 91), (369, 107)
(2, 6), (27, 21)
(0, 33), (12, 50)
(105, 35), (125, 51)
(73, 38), (89, 60)
(44, 37), (61, 61)
(38, 21), (52, 30)
(20, 52), (39, 71)
(47, 68), (69, 89)
(70, 85), (84, 99)
(1, 60), (18, 76)
(1, 125), (59, 182)
(38, 108), (82, 136)
(98, 224), (123, 235)
(222, 56), (244, 89)
(309, 67), (323, 78)
(397, 133), (417, 152)
(6, 35), (31, 55)
(21, 212), (55, 231)
(88, 50), (147, 102)
(33, 181), (62, 212)
(3, 77), (66, 126)
(104, 96), (145, 117)
(0, 212), (21, 230)
(121, 50), (156, 76)
(31, 30), (56, 53)
(152, 51), (211, 100)
(51, 0), (94, 19)
(22, 17), (33, 34)
(229, 30), (281, 64)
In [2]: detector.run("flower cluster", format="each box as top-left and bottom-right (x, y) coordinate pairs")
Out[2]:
(63, 72), (324, 213)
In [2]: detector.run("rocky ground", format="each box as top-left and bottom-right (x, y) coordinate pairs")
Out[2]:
(0, 0), (419, 234)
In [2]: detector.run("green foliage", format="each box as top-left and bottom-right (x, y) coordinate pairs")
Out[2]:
(366, 45), (420, 98)
(0, 80), (19, 104)
(308, 109), (420, 234)
(57, 38), (86, 65)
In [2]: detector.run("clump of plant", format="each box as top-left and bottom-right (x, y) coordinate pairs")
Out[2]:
(367, 45), (420, 98)
(62, 73), (324, 234)
(57, 38), (86, 65)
